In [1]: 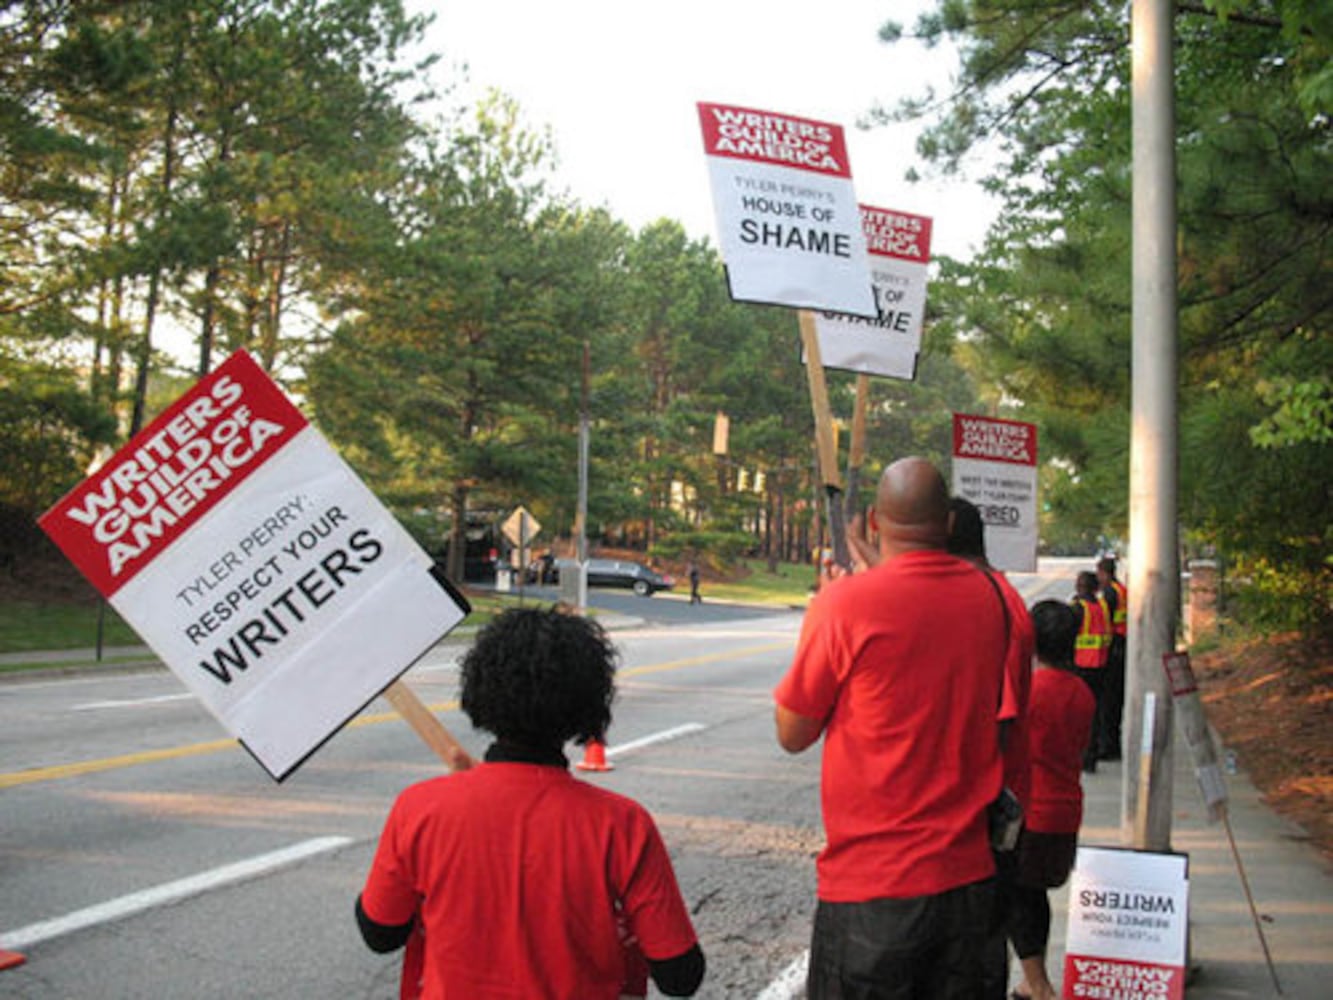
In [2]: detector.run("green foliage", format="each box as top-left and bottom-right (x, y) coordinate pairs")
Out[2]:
(650, 531), (755, 566)
(1223, 557), (1332, 636)
(885, 1), (1331, 615)
(0, 356), (117, 513)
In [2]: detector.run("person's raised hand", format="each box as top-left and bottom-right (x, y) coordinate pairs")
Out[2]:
(846, 510), (881, 573)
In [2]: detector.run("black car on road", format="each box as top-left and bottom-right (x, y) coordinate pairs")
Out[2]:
(533, 558), (674, 597)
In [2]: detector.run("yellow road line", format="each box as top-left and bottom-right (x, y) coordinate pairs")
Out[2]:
(0, 640), (793, 789)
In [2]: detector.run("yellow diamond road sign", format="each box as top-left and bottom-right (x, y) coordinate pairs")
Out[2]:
(502, 506), (541, 547)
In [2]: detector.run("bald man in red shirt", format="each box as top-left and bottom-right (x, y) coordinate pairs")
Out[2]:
(775, 457), (1011, 998)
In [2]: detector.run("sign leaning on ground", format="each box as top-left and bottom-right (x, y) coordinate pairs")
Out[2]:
(1163, 650), (1229, 819)
(1063, 846), (1189, 1000)
(39, 350), (468, 781)
(950, 413), (1039, 572)
(697, 100), (876, 318)
(810, 205), (932, 380)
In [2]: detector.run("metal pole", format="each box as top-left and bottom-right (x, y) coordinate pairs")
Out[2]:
(576, 341), (590, 611)
(1124, 0), (1180, 851)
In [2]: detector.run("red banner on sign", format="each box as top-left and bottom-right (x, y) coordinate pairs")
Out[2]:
(40, 352), (305, 597)
(861, 206), (933, 264)
(952, 413), (1038, 467)
(697, 102), (852, 178)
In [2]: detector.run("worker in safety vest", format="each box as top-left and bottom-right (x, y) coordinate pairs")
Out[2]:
(1071, 571), (1111, 773)
(1096, 556), (1128, 762)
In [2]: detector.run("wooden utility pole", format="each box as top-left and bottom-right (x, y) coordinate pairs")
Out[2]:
(1124, 0), (1181, 850)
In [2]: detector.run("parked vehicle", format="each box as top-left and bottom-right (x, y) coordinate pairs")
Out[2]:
(536, 558), (674, 597)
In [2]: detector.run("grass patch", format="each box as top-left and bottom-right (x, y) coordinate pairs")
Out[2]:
(0, 600), (141, 655)
(700, 558), (815, 607)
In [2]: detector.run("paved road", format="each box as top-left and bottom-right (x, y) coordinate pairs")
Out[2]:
(0, 557), (1109, 998)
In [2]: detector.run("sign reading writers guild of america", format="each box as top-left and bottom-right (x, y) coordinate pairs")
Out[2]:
(40, 350), (468, 781)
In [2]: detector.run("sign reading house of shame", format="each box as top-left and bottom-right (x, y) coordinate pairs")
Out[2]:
(1063, 847), (1189, 1000)
(811, 205), (932, 380)
(39, 350), (468, 781)
(951, 413), (1039, 573)
(697, 101), (876, 318)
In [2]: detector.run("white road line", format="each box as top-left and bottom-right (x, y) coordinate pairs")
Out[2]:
(0, 835), (352, 951)
(756, 950), (809, 999)
(606, 723), (706, 757)
(71, 693), (194, 711)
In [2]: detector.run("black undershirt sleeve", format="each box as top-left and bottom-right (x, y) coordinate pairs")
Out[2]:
(354, 894), (414, 954)
(648, 942), (706, 996)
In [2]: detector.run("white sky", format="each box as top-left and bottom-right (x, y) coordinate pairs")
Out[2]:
(415, 0), (999, 261)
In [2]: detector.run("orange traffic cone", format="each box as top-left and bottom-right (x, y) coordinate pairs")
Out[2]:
(575, 738), (613, 772)
(0, 949), (26, 972)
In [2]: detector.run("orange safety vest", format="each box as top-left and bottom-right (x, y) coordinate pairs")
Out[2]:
(1106, 579), (1128, 637)
(1073, 595), (1111, 668)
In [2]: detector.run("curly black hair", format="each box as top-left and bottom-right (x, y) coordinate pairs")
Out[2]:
(1031, 599), (1078, 669)
(459, 607), (617, 748)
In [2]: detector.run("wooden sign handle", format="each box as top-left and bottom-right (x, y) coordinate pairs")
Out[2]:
(384, 680), (475, 772)
(798, 311), (842, 490)
(799, 311), (850, 569)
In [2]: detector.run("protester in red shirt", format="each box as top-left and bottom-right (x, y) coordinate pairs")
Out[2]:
(948, 496), (1037, 1000)
(1008, 600), (1096, 1000)
(775, 457), (1010, 998)
(356, 607), (704, 999)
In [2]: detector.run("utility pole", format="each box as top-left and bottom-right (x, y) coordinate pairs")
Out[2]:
(1124, 0), (1180, 850)
(575, 340), (590, 611)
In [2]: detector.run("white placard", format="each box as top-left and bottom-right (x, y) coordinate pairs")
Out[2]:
(810, 205), (932, 379)
(1063, 846), (1189, 1000)
(40, 350), (468, 780)
(697, 101), (875, 317)
(951, 413), (1039, 572)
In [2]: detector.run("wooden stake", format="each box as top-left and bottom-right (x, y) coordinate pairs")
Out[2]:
(845, 373), (870, 522)
(798, 311), (849, 568)
(384, 680), (475, 772)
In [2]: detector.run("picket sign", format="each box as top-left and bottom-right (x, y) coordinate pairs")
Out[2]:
(39, 350), (469, 780)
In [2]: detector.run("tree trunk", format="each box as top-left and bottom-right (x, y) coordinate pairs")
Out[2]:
(446, 482), (469, 583)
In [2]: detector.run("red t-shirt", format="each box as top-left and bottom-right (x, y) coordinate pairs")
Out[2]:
(774, 550), (1009, 901)
(1025, 666), (1096, 833)
(995, 572), (1036, 810)
(360, 762), (698, 1000)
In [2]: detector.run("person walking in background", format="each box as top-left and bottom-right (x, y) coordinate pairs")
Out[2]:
(1070, 570), (1111, 773)
(356, 607), (705, 999)
(688, 558), (702, 605)
(1096, 555), (1128, 761)
(774, 458), (1010, 998)
(1007, 600), (1096, 1000)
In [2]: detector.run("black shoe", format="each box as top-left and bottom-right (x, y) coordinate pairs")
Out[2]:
(1083, 761), (1097, 774)
(1100, 750), (1122, 762)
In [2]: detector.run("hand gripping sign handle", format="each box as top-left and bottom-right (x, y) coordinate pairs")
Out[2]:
(383, 681), (476, 772)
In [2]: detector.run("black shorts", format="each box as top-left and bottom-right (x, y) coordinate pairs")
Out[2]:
(807, 878), (996, 999)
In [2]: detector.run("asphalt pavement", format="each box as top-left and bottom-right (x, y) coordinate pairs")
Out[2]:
(4, 615), (1330, 998)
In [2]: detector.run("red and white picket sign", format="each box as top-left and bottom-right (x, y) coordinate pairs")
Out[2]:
(950, 413), (1040, 573)
(40, 350), (467, 780)
(809, 204), (932, 380)
(697, 101), (876, 318)
(1063, 847), (1189, 1000)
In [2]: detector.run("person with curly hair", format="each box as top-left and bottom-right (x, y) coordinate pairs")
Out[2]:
(356, 607), (705, 998)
